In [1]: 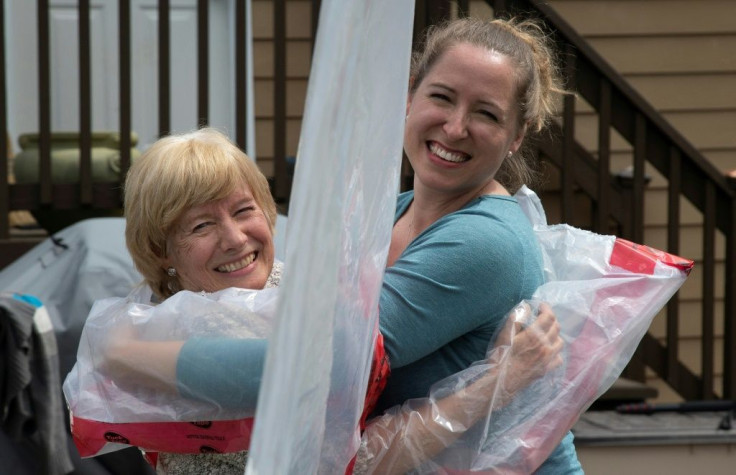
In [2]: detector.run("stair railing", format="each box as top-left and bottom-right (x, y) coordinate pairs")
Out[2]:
(485, 0), (736, 400)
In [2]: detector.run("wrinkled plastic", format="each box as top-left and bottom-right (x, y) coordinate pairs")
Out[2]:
(63, 186), (692, 472)
(355, 186), (693, 474)
(62, 285), (279, 456)
(246, 1), (415, 473)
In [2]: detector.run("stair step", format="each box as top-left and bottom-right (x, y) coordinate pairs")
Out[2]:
(590, 378), (659, 411)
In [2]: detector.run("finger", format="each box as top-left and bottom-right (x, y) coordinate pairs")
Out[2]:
(538, 301), (552, 315)
(535, 302), (555, 325)
(547, 354), (564, 372)
(527, 303), (558, 335)
(511, 302), (533, 328)
(499, 303), (531, 345)
(544, 336), (565, 369)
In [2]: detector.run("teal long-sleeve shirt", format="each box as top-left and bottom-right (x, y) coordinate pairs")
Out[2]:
(177, 192), (543, 410)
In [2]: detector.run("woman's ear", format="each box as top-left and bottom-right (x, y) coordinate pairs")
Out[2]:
(160, 252), (173, 272)
(510, 122), (529, 154)
(405, 77), (416, 118)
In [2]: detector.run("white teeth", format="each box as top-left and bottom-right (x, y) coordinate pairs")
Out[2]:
(217, 253), (256, 273)
(429, 142), (468, 163)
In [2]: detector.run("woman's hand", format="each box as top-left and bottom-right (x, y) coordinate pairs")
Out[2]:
(100, 321), (184, 393)
(492, 302), (564, 397)
(355, 302), (565, 474)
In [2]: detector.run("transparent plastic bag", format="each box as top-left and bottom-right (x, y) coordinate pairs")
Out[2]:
(245, 1), (415, 473)
(62, 285), (279, 456)
(355, 186), (693, 474)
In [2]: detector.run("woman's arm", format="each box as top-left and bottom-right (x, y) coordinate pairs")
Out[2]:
(102, 328), (184, 394)
(356, 303), (562, 475)
(102, 335), (267, 409)
(107, 341), (184, 392)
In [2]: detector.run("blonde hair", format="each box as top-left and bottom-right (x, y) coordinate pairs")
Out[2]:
(410, 17), (566, 192)
(124, 127), (277, 299)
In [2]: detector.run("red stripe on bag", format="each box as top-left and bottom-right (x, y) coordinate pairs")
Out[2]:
(70, 414), (254, 457)
(610, 238), (693, 275)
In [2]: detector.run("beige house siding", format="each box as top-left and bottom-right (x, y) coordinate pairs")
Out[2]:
(551, 0), (736, 171)
(252, 0), (312, 177)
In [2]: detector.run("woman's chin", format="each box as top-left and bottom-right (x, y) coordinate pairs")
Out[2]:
(225, 269), (269, 291)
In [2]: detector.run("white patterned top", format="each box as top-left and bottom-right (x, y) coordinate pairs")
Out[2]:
(154, 260), (283, 475)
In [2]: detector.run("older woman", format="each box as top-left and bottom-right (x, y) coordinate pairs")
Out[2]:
(113, 127), (280, 472)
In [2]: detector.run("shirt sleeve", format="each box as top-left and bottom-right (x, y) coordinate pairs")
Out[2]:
(378, 210), (535, 369)
(176, 337), (268, 409)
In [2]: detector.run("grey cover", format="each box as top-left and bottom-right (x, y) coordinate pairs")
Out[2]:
(1, 294), (74, 475)
(0, 218), (151, 475)
(0, 218), (141, 380)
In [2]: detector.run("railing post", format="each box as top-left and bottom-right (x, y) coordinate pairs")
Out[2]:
(725, 195), (736, 398)
(311, 0), (321, 43)
(666, 147), (682, 391)
(632, 113), (646, 244)
(595, 78), (611, 234)
(561, 44), (575, 223)
(38, 0), (52, 205)
(273, 0), (288, 203)
(235, 0), (245, 149)
(197, 0), (209, 127)
(701, 182), (716, 398)
(158, 0), (170, 137)
(119, 0), (132, 181)
(79, 0), (92, 205)
(0, 0), (7, 239)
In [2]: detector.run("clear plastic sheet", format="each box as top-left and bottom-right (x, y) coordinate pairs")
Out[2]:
(355, 186), (693, 474)
(62, 285), (280, 456)
(245, 1), (415, 473)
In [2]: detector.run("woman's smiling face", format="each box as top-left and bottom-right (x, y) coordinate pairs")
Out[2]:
(164, 186), (274, 292)
(404, 42), (526, 196)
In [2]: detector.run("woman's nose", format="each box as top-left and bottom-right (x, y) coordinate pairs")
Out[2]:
(219, 219), (248, 251)
(443, 108), (469, 140)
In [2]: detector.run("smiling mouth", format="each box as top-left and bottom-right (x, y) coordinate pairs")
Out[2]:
(216, 252), (257, 273)
(429, 142), (470, 163)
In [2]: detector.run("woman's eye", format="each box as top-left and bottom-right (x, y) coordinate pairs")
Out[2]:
(236, 206), (255, 216)
(479, 110), (498, 122)
(192, 222), (210, 232)
(430, 93), (451, 102)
